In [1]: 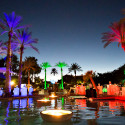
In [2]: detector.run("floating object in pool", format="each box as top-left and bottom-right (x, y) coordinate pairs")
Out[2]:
(40, 110), (73, 122)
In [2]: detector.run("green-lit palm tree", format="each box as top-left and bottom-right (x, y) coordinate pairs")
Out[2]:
(22, 57), (36, 91)
(51, 68), (58, 76)
(102, 22), (125, 51)
(13, 29), (39, 94)
(40, 62), (51, 89)
(0, 12), (27, 95)
(56, 62), (68, 89)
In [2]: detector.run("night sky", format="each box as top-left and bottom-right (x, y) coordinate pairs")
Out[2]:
(0, 0), (125, 81)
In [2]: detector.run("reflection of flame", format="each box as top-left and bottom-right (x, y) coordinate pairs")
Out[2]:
(37, 98), (50, 102)
(42, 110), (72, 116)
(49, 94), (57, 98)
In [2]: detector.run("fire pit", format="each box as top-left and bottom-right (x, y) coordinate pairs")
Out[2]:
(40, 109), (73, 122)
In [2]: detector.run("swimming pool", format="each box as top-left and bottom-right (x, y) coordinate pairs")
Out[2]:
(0, 97), (125, 125)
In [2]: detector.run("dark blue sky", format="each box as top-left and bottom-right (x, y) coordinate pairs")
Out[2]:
(0, 0), (125, 81)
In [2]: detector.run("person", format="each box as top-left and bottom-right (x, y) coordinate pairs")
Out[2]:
(86, 84), (97, 98)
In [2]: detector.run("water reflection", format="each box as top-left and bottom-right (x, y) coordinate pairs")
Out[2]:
(0, 98), (125, 125)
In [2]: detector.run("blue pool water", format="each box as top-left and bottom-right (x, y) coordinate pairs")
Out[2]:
(0, 97), (125, 125)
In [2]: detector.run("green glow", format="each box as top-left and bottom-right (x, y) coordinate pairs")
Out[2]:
(47, 84), (49, 88)
(56, 62), (68, 89)
(40, 62), (51, 89)
(102, 87), (107, 93)
(61, 97), (64, 109)
(59, 83), (61, 89)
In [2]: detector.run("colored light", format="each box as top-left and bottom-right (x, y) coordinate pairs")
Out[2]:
(49, 94), (57, 98)
(42, 110), (72, 116)
(10, 81), (14, 85)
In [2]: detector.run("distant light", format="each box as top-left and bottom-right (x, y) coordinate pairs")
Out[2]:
(10, 81), (14, 85)
(37, 98), (50, 102)
(49, 94), (57, 98)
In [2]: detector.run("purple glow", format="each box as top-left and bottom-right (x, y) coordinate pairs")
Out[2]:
(20, 98), (27, 108)
(28, 98), (33, 108)
(29, 87), (33, 95)
(13, 87), (19, 96)
(4, 101), (10, 125)
(0, 89), (3, 96)
(13, 99), (19, 108)
(21, 86), (27, 96)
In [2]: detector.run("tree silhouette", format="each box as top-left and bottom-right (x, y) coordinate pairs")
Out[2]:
(51, 68), (58, 76)
(68, 63), (82, 84)
(22, 57), (37, 91)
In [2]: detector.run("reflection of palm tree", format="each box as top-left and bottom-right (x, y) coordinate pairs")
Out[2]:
(69, 63), (82, 84)
(23, 57), (36, 91)
(56, 62), (68, 89)
(102, 22), (125, 51)
(13, 29), (39, 94)
(0, 12), (26, 94)
(51, 68), (58, 76)
(40, 62), (51, 89)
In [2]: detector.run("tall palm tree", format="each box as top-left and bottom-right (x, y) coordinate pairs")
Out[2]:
(0, 12), (26, 95)
(56, 62), (68, 89)
(22, 57), (36, 91)
(68, 63), (82, 84)
(40, 62), (51, 89)
(13, 29), (39, 94)
(102, 22), (125, 51)
(51, 68), (58, 76)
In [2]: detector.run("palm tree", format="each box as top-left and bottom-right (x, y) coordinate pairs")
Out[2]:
(56, 62), (68, 89)
(83, 71), (99, 97)
(13, 29), (39, 94)
(0, 12), (26, 95)
(51, 68), (58, 76)
(40, 62), (51, 89)
(102, 22), (125, 51)
(68, 63), (82, 84)
(22, 57), (36, 91)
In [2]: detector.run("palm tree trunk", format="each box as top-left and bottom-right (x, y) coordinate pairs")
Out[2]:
(74, 70), (76, 84)
(18, 47), (23, 95)
(89, 76), (99, 97)
(61, 68), (63, 89)
(28, 71), (30, 91)
(5, 31), (12, 95)
(44, 69), (47, 89)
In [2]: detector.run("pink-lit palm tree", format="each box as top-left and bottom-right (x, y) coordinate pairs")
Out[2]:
(0, 12), (26, 95)
(13, 29), (39, 94)
(102, 22), (125, 51)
